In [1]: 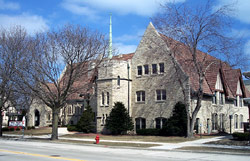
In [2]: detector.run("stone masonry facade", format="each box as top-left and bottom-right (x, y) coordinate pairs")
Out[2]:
(27, 23), (250, 135)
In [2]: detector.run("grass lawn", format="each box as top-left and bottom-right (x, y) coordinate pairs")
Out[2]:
(3, 127), (52, 135)
(4, 127), (218, 144)
(62, 133), (200, 143)
(55, 139), (159, 148)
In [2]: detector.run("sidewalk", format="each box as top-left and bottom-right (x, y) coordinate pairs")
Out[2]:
(3, 128), (250, 151)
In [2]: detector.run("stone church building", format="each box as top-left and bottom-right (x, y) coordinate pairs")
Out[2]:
(27, 23), (250, 134)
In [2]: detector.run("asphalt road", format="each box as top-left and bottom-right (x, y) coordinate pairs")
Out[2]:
(0, 139), (249, 161)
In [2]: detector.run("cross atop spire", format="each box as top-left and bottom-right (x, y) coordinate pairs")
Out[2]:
(108, 13), (112, 59)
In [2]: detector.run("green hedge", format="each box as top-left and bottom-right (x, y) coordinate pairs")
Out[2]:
(136, 128), (161, 136)
(67, 125), (78, 132)
(16, 127), (21, 131)
(232, 132), (250, 141)
(2, 127), (9, 131)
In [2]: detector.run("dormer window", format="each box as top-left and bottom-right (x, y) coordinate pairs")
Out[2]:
(212, 91), (224, 105)
(219, 92), (224, 105)
(212, 93), (216, 104)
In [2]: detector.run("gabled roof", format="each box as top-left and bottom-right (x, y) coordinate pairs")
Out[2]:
(159, 34), (249, 98)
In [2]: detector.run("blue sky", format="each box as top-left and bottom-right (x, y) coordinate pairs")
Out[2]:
(0, 0), (250, 59)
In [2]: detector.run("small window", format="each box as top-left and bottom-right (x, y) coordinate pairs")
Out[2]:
(136, 91), (145, 102)
(144, 65), (149, 75)
(152, 64), (157, 74)
(117, 76), (120, 86)
(137, 66), (142, 76)
(107, 92), (109, 105)
(156, 89), (166, 101)
(159, 63), (164, 73)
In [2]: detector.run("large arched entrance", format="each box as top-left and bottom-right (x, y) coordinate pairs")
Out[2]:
(34, 109), (40, 126)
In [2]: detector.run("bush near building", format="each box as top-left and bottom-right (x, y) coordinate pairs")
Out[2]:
(76, 105), (95, 133)
(136, 102), (187, 136)
(67, 125), (78, 132)
(106, 102), (134, 135)
(160, 102), (187, 136)
(232, 132), (250, 141)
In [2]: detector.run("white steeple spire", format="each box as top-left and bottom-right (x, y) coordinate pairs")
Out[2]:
(108, 13), (112, 59)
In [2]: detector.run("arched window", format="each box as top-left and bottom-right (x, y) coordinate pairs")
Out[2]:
(117, 76), (120, 86)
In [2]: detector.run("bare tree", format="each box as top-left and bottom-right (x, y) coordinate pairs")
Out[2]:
(0, 26), (31, 136)
(152, 0), (247, 137)
(17, 24), (108, 140)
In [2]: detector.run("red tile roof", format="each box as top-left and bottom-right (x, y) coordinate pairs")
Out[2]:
(160, 34), (249, 98)
(111, 53), (134, 61)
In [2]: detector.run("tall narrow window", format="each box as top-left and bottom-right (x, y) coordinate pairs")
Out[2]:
(137, 66), (142, 76)
(239, 97), (243, 107)
(156, 90), (166, 101)
(212, 113), (218, 130)
(212, 93), (216, 104)
(234, 114), (238, 129)
(240, 114), (243, 129)
(136, 91), (145, 102)
(102, 114), (105, 125)
(219, 114), (224, 132)
(152, 64), (157, 74)
(159, 63), (164, 73)
(102, 92), (105, 105)
(107, 92), (109, 105)
(117, 76), (120, 86)
(219, 92), (224, 105)
(144, 65), (149, 75)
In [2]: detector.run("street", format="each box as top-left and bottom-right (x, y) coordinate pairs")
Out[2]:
(0, 139), (249, 161)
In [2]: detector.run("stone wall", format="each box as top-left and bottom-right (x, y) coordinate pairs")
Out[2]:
(193, 97), (249, 134)
(96, 59), (131, 133)
(131, 23), (188, 130)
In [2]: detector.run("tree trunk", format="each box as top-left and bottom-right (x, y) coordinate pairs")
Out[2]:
(51, 108), (59, 140)
(0, 113), (3, 137)
(186, 112), (191, 138)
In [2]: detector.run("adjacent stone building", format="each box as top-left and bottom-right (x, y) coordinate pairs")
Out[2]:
(27, 23), (250, 134)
